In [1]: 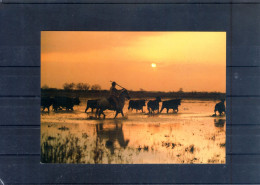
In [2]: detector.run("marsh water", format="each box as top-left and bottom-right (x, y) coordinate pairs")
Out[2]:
(41, 99), (226, 164)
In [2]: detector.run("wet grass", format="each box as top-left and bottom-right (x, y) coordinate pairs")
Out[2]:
(162, 141), (181, 149)
(47, 136), (56, 140)
(41, 133), (83, 163)
(58, 126), (69, 131)
(185, 145), (195, 153)
(137, 145), (150, 152)
(82, 133), (88, 138)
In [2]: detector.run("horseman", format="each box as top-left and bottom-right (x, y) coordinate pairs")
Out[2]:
(96, 81), (130, 119)
(109, 81), (124, 110)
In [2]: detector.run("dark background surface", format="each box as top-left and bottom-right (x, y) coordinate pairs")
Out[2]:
(0, 1), (259, 184)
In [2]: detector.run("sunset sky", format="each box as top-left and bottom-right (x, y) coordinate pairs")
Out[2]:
(41, 31), (226, 92)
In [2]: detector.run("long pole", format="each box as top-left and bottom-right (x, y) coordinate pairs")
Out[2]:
(110, 81), (125, 89)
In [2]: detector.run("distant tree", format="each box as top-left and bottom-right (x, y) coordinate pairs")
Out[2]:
(178, 88), (184, 93)
(63, 83), (75, 90)
(63, 83), (69, 90)
(42, 84), (49, 89)
(82, 83), (90, 91)
(91, 84), (101, 90)
(76, 83), (90, 91)
(140, 88), (145, 92)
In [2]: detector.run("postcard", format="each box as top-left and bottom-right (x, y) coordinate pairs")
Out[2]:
(41, 31), (226, 164)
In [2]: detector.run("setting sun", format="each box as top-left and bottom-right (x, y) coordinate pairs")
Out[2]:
(151, 63), (157, 68)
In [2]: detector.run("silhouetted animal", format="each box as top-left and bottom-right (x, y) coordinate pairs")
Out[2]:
(41, 97), (54, 112)
(85, 99), (99, 113)
(74, 97), (80, 105)
(214, 119), (226, 127)
(160, 99), (181, 113)
(128, 100), (146, 112)
(53, 96), (80, 111)
(147, 97), (161, 114)
(96, 89), (130, 119)
(214, 99), (225, 116)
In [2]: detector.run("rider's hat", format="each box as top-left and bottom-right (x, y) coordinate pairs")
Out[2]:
(112, 81), (116, 86)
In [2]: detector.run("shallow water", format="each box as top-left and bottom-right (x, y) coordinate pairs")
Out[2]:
(41, 99), (226, 164)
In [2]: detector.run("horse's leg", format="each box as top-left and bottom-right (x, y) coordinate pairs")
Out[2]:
(85, 106), (88, 113)
(99, 109), (103, 119)
(95, 108), (99, 118)
(114, 111), (119, 119)
(91, 108), (94, 113)
(167, 108), (169, 114)
(98, 109), (101, 119)
(121, 110), (124, 117)
(160, 106), (164, 113)
(102, 111), (106, 119)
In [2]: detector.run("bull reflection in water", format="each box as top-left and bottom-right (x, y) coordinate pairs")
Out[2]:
(96, 121), (129, 155)
(214, 119), (226, 127)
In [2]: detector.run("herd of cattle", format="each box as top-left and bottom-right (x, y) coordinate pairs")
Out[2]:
(84, 97), (181, 114)
(41, 96), (181, 114)
(41, 97), (80, 112)
(41, 96), (225, 115)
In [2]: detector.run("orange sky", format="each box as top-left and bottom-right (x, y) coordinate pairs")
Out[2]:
(41, 31), (226, 92)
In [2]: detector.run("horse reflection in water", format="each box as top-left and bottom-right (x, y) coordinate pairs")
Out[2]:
(93, 121), (129, 163)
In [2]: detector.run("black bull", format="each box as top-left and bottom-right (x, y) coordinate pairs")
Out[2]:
(128, 100), (146, 112)
(85, 99), (99, 113)
(160, 99), (181, 113)
(53, 96), (80, 111)
(147, 97), (161, 114)
(214, 101), (225, 115)
(41, 97), (54, 112)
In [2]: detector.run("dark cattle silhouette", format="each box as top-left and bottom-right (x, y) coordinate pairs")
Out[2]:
(214, 119), (226, 127)
(214, 99), (225, 116)
(41, 97), (54, 112)
(53, 96), (80, 111)
(160, 99), (181, 113)
(147, 97), (161, 114)
(85, 99), (99, 113)
(74, 97), (80, 105)
(128, 100), (146, 112)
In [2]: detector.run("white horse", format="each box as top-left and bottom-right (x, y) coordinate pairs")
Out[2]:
(96, 89), (130, 119)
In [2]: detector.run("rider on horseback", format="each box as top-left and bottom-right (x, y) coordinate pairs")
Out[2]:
(109, 81), (123, 110)
(96, 82), (129, 119)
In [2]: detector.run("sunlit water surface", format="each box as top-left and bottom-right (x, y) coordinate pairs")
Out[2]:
(41, 99), (226, 164)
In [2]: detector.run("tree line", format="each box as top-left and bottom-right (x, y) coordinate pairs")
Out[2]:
(42, 83), (101, 91)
